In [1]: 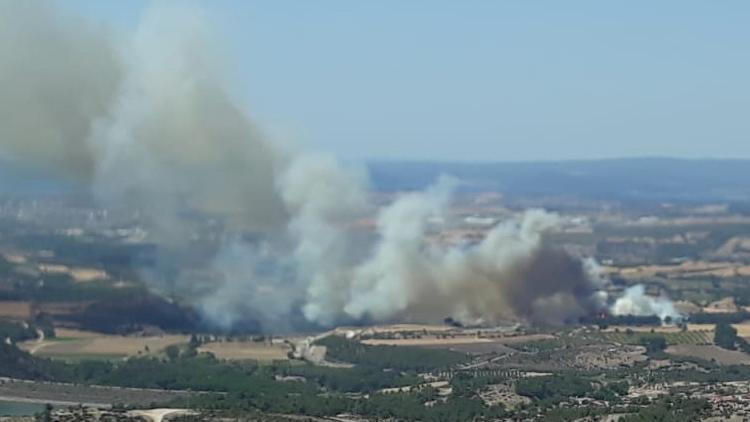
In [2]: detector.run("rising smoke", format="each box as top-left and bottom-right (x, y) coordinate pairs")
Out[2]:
(611, 285), (681, 322)
(0, 1), (674, 331)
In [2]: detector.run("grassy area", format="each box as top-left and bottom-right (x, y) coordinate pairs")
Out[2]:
(19, 330), (188, 362)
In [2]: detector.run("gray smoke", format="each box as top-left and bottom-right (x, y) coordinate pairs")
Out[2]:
(1, 1), (286, 240)
(0, 1), (120, 180)
(302, 180), (609, 325)
(1, 1), (621, 330)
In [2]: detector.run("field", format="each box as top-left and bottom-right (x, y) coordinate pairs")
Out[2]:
(0, 301), (32, 320)
(601, 329), (712, 345)
(602, 322), (750, 343)
(38, 264), (109, 283)
(197, 341), (291, 362)
(36, 302), (91, 317)
(602, 260), (750, 279)
(361, 334), (555, 349)
(730, 322), (750, 338)
(0, 378), (195, 407)
(666, 345), (750, 365)
(426, 342), (516, 355)
(19, 329), (188, 361)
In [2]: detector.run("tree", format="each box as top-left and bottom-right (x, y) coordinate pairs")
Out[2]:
(35, 403), (52, 422)
(189, 334), (201, 349)
(640, 336), (667, 354)
(714, 323), (738, 350)
(165, 345), (181, 361)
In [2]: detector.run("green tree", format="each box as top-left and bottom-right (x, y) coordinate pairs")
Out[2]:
(165, 344), (181, 361)
(714, 322), (738, 350)
(640, 336), (667, 354)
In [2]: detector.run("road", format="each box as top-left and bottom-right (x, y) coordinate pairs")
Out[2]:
(129, 408), (195, 422)
(27, 328), (48, 355)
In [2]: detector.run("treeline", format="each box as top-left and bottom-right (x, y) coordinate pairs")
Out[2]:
(316, 335), (469, 372)
(689, 311), (750, 325)
(580, 314), (662, 327)
(515, 374), (594, 402)
(619, 397), (710, 422)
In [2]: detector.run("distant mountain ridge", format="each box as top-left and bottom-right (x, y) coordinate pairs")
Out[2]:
(367, 158), (750, 202)
(2, 157), (749, 203)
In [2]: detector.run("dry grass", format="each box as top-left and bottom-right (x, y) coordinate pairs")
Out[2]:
(602, 260), (750, 279)
(69, 268), (108, 283)
(53, 328), (106, 338)
(733, 323), (750, 338)
(37, 264), (108, 283)
(0, 301), (32, 320)
(20, 330), (188, 361)
(198, 341), (291, 361)
(667, 345), (750, 365)
(37, 301), (91, 317)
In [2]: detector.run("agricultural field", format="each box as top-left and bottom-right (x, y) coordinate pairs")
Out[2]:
(0, 378), (195, 407)
(601, 329), (712, 345)
(197, 341), (291, 362)
(427, 341), (516, 355)
(0, 301), (33, 320)
(603, 260), (750, 279)
(666, 345), (750, 365)
(18, 329), (188, 361)
(730, 322), (750, 338)
(361, 333), (554, 347)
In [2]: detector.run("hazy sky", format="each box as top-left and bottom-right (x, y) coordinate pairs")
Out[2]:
(66, 1), (750, 162)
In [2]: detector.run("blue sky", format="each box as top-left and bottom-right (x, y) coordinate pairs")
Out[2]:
(66, 1), (750, 162)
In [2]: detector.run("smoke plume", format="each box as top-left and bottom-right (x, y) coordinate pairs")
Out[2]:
(611, 285), (681, 322)
(0, 1), (670, 331)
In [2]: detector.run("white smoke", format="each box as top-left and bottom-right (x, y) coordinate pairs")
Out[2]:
(282, 172), (609, 326)
(0, 1), (676, 331)
(611, 285), (681, 322)
(279, 154), (369, 326)
(200, 240), (300, 331)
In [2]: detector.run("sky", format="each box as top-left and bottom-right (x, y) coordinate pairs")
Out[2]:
(65, 1), (750, 162)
